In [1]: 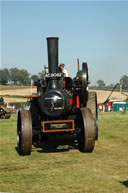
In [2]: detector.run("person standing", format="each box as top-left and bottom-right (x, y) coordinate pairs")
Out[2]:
(60, 63), (68, 77)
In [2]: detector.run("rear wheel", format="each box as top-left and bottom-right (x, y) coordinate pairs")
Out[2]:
(77, 107), (96, 153)
(87, 92), (98, 140)
(17, 110), (32, 155)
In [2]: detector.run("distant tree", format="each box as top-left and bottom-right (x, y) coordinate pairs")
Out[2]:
(9, 68), (31, 85)
(38, 70), (46, 79)
(31, 74), (39, 82)
(120, 75), (128, 89)
(108, 83), (114, 88)
(0, 68), (9, 84)
(17, 69), (31, 85)
(96, 79), (106, 87)
(9, 68), (20, 84)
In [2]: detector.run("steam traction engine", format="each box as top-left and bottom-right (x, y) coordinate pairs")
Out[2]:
(0, 97), (11, 119)
(17, 37), (98, 155)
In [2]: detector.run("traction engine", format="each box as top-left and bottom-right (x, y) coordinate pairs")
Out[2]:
(17, 37), (98, 155)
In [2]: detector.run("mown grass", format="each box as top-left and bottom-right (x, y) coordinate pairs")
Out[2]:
(0, 112), (128, 193)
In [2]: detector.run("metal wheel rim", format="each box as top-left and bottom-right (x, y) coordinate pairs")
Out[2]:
(17, 110), (32, 155)
(77, 107), (95, 153)
(87, 92), (98, 140)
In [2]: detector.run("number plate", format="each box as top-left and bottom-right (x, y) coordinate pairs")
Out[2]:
(42, 120), (74, 132)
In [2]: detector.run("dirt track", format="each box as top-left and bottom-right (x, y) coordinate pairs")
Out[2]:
(0, 85), (127, 103)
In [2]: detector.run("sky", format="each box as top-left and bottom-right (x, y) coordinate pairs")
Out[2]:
(1, 0), (128, 85)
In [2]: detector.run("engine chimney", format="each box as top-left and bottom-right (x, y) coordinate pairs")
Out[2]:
(47, 37), (59, 73)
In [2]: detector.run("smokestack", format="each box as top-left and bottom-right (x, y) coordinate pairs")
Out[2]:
(47, 37), (59, 73)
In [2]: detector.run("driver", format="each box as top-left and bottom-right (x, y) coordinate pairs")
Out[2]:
(60, 63), (68, 77)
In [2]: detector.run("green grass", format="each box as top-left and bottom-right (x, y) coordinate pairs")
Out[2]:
(0, 112), (128, 193)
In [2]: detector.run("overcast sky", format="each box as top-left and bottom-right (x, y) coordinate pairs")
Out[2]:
(1, 0), (128, 85)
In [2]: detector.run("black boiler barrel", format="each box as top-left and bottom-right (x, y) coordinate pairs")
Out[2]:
(47, 37), (59, 73)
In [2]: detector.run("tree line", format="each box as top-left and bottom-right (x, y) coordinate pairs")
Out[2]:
(0, 68), (45, 85)
(96, 76), (128, 89)
(0, 67), (128, 89)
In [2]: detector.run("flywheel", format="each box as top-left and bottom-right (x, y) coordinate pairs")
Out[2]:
(82, 62), (88, 105)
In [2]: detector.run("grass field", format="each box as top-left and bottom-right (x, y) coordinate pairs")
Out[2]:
(0, 112), (128, 193)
